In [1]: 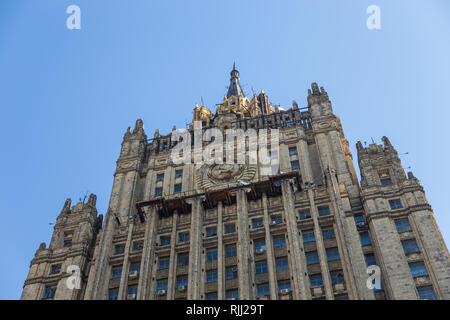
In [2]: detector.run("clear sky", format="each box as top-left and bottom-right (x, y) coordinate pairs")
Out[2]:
(1, 0), (449, 300)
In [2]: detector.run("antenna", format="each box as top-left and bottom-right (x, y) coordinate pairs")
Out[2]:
(201, 96), (205, 107)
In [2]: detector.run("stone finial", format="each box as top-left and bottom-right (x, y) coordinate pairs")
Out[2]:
(292, 100), (298, 109)
(311, 82), (320, 95)
(172, 125), (176, 131)
(61, 198), (71, 214)
(408, 172), (416, 180)
(38, 242), (46, 251)
(133, 119), (144, 134)
(88, 194), (97, 207)
(123, 126), (132, 140)
(382, 136), (393, 149)
(154, 129), (160, 140)
(356, 141), (364, 152)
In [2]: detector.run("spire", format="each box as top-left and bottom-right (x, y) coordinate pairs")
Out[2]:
(226, 63), (245, 98)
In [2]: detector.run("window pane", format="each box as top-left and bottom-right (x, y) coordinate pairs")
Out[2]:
(360, 232), (371, 246)
(417, 286), (436, 300)
(409, 262), (428, 278)
(226, 289), (239, 300)
(330, 271), (345, 284)
(318, 207), (330, 216)
(225, 224), (236, 234)
(273, 236), (286, 249)
(310, 274), (323, 287)
(389, 200), (403, 209)
(252, 219), (263, 228)
(402, 240), (420, 254)
(277, 280), (291, 293)
(302, 231), (315, 243)
(276, 257), (289, 271)
(158, 257), (170, 270)
(299, 210), (311, 220)
(257, 283), (270, 297)
(395, 220), (411, 233)
(206, 227), (217, 237)
(326, 248), (340, 261)
(306, 251), (319, 265)
(322, 228), (335, 239)
(108, 288), (119, 300)
(225, 244), (237, 257)
(206, 270), (218, 283)
(206, 248), (218, 261)
(255, 261), (268, 274)
(291, 161), (300, 170)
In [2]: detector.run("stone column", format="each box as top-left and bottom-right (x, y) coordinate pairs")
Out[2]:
(281, 180), (309, 300)
(137, 206), (158, 299)
(188, 198), (203, 299)
(167, 211), (178, 300)
(217, 201), (225, 300)
(118, 219), (134, 299)
(236, 189), (252, 299)
(262, 193), (277, 299)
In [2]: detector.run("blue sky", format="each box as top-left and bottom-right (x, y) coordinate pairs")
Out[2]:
(1, 0), (449, 299)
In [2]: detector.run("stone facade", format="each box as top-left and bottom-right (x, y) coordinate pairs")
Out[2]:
(21, 67), (449, 300)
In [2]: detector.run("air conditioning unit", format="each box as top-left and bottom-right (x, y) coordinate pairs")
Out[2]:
(129, 271), (138, 278)
(157, 290), (166, 296)
(312, 287), (323, 296)
(228, 297), (237, 300)
(356, 222), (366, 229)
(280, 289), (290, 295)
(232, 267), (238, 273)
(270, 221), (277, 225)
(178, 286), (187, 292)
(335, 283), (345, 292)
(256, 249), (265, 254)
(127, 293), (136, 299)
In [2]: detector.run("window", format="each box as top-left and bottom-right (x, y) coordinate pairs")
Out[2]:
(326, 248), (340, 262)
(330, 271), (345, 284)
(395, 220), (412, 233)
(226, 266), (238, 280)
(252, 218), (263, 229)
(299, 209), (311, 220)
(360, 232), (371, 246)
(111, 267), (122, 279)
(179, 232), (189, 243)
(156, 173), (164, 182)
(206, 227), (217, 237)
(255, 261), (268, 274)
(175, 169), (183, 178)
(322, 228), (335, 240)
(158, 257), (170, 270)
(276, 257), (289, 271)
(43, 285), (56, 299)
(156, 279), (168, 292)
(381, 178), (393, 186)
(160, 236), (170, 246)
(225, 244), (237, 257)
(389, 199), (403, 210)
(63, 240), (72, 247)
(178, 253), (189, 267)
(288, 147), (298, 155)
(302, 230), (315, 243)
(225, 224), (236, 234)
(365, 253), (377, 267)
(402, 240), (420, 254)
(50, 264), (61, 275)
(154, 187), (163, 197)
(291, 160), (300, 170)
(417, 286), (436, 300)
(129, 263), (140, 274)
(318, 206), (330, 216)
(206, 248), (218, 261)
(354, 215), (364, 224)
(108, 288), (119, 300)
(257, 283), (270, 297)
(277, 280), (291, 293)
(254, 239), (266, 253)
(271, 215), (283, 225)
(206, 292), (218, 300)
(306, 251), (319, 265)
(114, 244), (125, 255)
(310, 274), (323, 288)
(163, 142), (168, 152)
(133, 241), (143, 251)
(409, 262), (428, 278)
(127, 285), (138, 296)
(176, 276), (188, 289)
(226, 289), (239, 300)
(206, 270), (218, 283)
(174, 183), (182, 193)
(273, 235), (287, 249)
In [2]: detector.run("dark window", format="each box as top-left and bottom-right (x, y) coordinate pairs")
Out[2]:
(302, 230), (315, 243)
(255, 261), (268, 274)
(417, 286), (436, 300)
(206, 270), (218, 283)
(133, 241), (143, 251)
(206, 227), (217, 237)
(326, 248), (340, 261)
(63, 240), (72, 247)
(206, 248), (218, 261)
(318, 207), (330, 216)
(360, 232), (371, 246)
(310, 274), (323, 288)
(114, 245), (125, 254)
(252, 218), (264, 229)
(273, 235), (286, 249)
(174, 184), (182, 193)
(402, 240), (420, 254)
(299, 209), (311, 220)
(154, 187), (163, 197)
(257, 283), (270, 297)
(354, 215), (364, 224)
(409, 262), (428, 278)
(277, 280), (291, 293)
(50, 264), (61, 275)
(306, 251), (319, 265)
(129, 263), (140, 274)
(381, 178), (393, 186)
(365, 253), (377, 267)
(395, 220), (412, 233)
(111, 267), (122, 279)
(225, 244), (237, 257)
(271, 215), (283, 225)
(127, 285), (138, 296)
(226, 266), (238, 280)
(254, 239), (266, 253)
(158, 257), (170, 270)
(156, 173), (164, 182)
(389, 199), (403, 210)
(108, 288), (119, 300)
(156, 279), (168, 292)
(224, 224), (236, 234)
(160, 236), (170, 246)
(330, 271), (345, 284)
(288, 147), (298, 155)
(43, 285), (56, 299)
(205, 292), (218, 300)
(179, 232), (189, 243)
(175, 170), (183, 178)
(322, 228), (335, 239)
(226, 289), (239, 300)
(163, 142), (168, 152)
(176, 276), (188, 289)
(178, 253), (189, 267)
(291, 160), (300, 170)
(276, 257), (289, 271)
